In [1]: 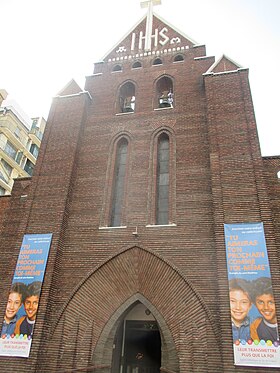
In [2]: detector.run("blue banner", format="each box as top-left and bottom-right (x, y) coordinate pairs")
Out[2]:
(0, 233), (52, 357)
(224, 223), (280, 367)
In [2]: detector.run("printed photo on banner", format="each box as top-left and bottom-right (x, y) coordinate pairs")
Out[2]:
(224, 223), (280, 368)
(0, 233), (52, 358)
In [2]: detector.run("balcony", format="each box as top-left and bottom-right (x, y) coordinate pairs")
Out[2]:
(24, 160), (34, 176)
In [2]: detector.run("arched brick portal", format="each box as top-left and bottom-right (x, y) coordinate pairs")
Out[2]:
(41, 247), (222, 372)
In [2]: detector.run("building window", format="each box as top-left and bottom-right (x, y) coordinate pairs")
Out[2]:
(113, 64), (122, 72)
(15, 151), (23, 164)
(118, 82), (136, 113)
(277, 171), (280, 179)
(1, 159), (12, 176)
(14, 127), (20, 138)
(110, 138), (129, 227)
(29, 143), (39, 159)
(156, 134), (170, 225)
(24, 159), (34, 176)
(4, 141), (17, 160)
(147, 129), (176, 227)
(132, 61), (142, 69)
(32, 118), (38, 128)
(156, 76), (174, 108)
(0, 170), (8, 183)
(0, 186), (5, 195)
(20, 155), (26, 168)
(153, 58), (163, 65)
(173, 54), (184, 62)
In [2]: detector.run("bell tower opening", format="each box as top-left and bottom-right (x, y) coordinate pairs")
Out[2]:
(156, 76), (174, 108)
(112, 302), (161, 373)
(119, 82), (136, 113)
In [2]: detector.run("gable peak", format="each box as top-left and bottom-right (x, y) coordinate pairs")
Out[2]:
(101, 12), (198, 63)
(205, 55), (243, 75)
(56, 79), (83, 97)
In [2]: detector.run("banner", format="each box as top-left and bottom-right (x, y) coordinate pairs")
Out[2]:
(0, 233), (52, 357)
(224, 223), (280, 367)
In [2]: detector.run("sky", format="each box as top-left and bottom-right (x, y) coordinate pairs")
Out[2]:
(1, 0), (279, 156)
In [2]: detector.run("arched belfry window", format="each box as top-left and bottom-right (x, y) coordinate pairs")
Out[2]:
(153, 57), (163, 66)
(173, 54), (184, 62)
(110, 138), (129, 227)
(119, 82), (136, 113)
(156, 76), (174, 109)
(156, 133), (170, 225)
(113, 64), (122, 72)
(132, 61), (142, 69)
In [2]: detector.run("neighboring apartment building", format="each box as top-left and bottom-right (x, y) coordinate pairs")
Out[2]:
(0, 89), (46, 195)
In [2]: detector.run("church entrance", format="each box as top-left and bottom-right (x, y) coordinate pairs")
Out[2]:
(112, 303), (161, 373)
(122, 320), (161, 373)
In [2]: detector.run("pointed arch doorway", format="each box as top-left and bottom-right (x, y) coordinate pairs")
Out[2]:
(112, 302), (161, 373)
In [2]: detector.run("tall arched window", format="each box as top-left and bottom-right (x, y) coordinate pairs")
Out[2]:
(156, 134), (170, 225)
(110, 138), (129, 227)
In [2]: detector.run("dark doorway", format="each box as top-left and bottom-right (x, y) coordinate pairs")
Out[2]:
(122, 320), (161, 373)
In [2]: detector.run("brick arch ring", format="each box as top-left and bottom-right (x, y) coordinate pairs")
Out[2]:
(46, 246), (222, 372)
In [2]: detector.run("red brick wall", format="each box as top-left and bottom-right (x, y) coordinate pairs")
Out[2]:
(263, 156), (280, 255)
(0, 195), (10, 234)
(204, 70), (280, 370)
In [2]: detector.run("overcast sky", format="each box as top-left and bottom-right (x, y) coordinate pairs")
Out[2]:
(1, 0), (279, 156)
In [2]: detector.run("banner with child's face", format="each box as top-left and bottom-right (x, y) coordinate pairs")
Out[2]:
(224, 223), (280, 367)
(0, 233), (52, 357)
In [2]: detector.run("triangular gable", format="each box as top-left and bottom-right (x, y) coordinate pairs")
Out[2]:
(205, 55), (243, 74)
(57, 79), (83, 97)
(102, 12), (199, 62)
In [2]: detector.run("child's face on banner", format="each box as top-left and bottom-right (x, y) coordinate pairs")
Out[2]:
(256, 293), (277, 324)
(230, 289), (251, 325)
(24, 295), (39, 321)
(5, 292), (22, 322)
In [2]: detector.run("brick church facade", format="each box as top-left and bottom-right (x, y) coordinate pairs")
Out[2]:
(0, 7), (280, 373)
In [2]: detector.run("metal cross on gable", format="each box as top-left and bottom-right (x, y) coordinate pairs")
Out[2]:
(140, 0), (162, 51)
